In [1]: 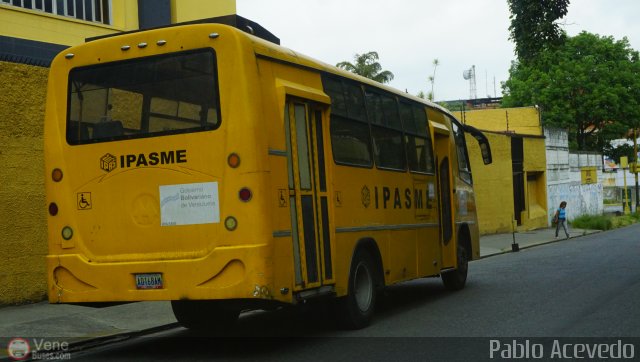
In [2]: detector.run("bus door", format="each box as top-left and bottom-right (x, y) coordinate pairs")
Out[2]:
(433, 124), (456, 269)
(284, 99), (334, 290)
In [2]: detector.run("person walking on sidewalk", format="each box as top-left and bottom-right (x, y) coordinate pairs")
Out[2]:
(553, 201), (570, 239)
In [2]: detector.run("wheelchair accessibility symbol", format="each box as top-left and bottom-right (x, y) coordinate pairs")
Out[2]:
(77, 192), (92, 210)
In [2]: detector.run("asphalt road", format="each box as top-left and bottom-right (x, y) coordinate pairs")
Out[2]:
(73, 224), (640, 361)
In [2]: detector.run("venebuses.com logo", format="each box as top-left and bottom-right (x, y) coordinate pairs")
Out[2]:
(6, 337), (71, 361)
(7, 338), (30, 360)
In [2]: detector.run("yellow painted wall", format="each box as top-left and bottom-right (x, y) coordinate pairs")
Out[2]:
(458, 106), (547, 234)
(0, 0), (136, 305)
(466, 132), (548, 234)
(523, 137), (546, 171)
(466, 133), (515, 234)
(0, 61), (49, 304)
(521, 137), (548, 231)
(0, 1), (138, 46)
(171, 0), (236, 23)
(455, 106), (542, 136)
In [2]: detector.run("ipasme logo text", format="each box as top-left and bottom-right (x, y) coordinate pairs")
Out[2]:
(99, 150), (188, 173)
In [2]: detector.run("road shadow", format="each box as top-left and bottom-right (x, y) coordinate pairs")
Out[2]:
(75, 278), (468, 360)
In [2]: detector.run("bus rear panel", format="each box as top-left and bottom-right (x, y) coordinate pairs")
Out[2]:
(45, 25), (274, 304)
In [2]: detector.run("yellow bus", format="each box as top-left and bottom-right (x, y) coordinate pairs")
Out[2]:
(45, 17), (492, 330)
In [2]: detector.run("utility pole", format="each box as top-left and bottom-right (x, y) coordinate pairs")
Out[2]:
(635, 128), (639, 211)
(621, 156), (630, 215)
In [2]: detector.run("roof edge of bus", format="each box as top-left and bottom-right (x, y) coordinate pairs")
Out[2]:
(85, 14), (280, 45)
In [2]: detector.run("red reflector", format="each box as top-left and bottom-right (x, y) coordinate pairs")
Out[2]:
(48, 203), (59, 216)
(239, 187), (252, 202)
(52, 168), (63, 182)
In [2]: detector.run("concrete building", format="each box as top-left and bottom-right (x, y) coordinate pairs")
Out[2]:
(0, 0), (236, 304)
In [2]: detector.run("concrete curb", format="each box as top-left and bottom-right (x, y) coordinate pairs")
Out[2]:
(480, 229), (603, 258)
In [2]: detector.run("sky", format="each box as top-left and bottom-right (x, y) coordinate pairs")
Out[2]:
(236, 0), (640, 102)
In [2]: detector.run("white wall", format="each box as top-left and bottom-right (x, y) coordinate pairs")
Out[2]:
(545, 128), (604, 223)
(548, 183), (604, 221)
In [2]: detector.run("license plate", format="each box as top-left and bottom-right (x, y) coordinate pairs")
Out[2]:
(135, 273), (163, 289)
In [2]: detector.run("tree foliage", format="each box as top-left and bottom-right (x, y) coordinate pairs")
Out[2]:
(507, 0), (570, 63)
(502, 32), (640, 151)
(602, 143), (636, 164)
(336, 51), (394, 84)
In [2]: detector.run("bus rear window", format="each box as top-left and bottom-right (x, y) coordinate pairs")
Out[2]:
(66, 49), (221, 145)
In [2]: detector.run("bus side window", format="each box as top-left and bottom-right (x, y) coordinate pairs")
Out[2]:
(343, 82), (366, 121)
(323, 77), (348, 117)
(371, 127), (404, 170)
(450, 118), (472, 183)
(323, 76), (373, 167)
(400, 103), (434, 173)
(365, 89), (406, 171)
(330, 115), (372, 167)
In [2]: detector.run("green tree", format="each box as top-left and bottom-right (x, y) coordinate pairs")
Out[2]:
(337, 51), (394, 84)
(603, 143), (636, 164)
(503, 32), (640, 151)
(439, 101), (464, 112)
(507, 0), (570, 63)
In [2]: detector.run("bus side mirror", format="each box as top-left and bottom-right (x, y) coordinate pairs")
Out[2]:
(462, 123), (492, 165)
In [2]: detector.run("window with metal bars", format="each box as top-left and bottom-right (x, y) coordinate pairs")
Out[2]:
(1, 0), (111, 25)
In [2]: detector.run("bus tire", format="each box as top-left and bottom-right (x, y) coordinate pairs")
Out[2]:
(441, 242), (469, 291)
(171, 300), (240, 332)
(335, 249), (377, 329)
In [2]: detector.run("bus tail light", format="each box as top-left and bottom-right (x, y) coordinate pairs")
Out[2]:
(224, 216), (238, 231)
(52, 168), (63, 182)
(227, 153), (241, 168)
(239, 187), (252, 202)
(48, 203), (58, 216)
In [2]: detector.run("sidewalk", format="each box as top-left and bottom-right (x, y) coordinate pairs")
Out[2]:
(0, 227), (599, 357)
(480, 226), (600, 257)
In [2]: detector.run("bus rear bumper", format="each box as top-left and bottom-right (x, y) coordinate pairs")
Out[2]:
(46, 244), (280, 304)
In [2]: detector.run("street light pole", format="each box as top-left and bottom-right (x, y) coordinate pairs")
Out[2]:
(622, 156), (631, 215)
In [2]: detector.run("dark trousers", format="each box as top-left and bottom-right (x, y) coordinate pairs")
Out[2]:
(555, 218), (569, 238)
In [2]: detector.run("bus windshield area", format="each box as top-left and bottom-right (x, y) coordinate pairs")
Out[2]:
(66, 48), (221, 145)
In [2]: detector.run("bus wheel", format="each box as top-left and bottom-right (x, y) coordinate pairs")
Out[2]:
(442, 243), (469, 291)
(171, 300), (240, 332)
(335, 249), (377, 329)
